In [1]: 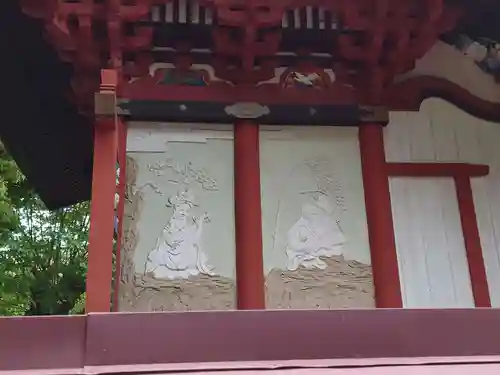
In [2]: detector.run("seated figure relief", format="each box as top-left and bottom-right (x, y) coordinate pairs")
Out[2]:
(285, 195), (346, 271)
(145, 189), (214, 280)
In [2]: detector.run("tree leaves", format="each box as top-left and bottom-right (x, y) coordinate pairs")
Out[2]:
(0, 142), (22, 238)
(0, 147), (90, 316)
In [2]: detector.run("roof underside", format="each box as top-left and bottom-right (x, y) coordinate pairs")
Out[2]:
(0, 2), (93, 209)
(454, 0), (500, 41)
(1, 0), (499, 209)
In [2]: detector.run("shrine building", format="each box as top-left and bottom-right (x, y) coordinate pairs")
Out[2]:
(2, 0), (500, 373)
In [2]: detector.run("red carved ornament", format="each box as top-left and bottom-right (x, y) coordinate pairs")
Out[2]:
(20, 0), (462, 113)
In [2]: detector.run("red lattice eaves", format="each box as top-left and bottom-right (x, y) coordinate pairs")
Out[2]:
(21, 0), (164, 113)
(20, 0), (463, 108)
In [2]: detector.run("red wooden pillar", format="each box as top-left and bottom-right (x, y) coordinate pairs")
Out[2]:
(234, 119), (265, 309)
(86, 119), (118, 312)
(86, 70), (119, 313)
(454, 175), (491, 307)
(358, 124), (403, 308)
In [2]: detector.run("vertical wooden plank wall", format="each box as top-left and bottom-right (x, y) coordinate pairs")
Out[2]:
(385, 99), (498, 307)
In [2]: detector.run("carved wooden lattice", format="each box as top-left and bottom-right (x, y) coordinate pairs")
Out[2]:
(20, 0), (463, 109)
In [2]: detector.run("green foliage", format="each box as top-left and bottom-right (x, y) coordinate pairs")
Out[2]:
(69, 292), (86, 315)
(0, 146), (90, 316)
(0, 142), (22, 239)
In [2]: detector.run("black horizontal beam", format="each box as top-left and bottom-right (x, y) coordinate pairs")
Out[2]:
(119, 99), (388, 126)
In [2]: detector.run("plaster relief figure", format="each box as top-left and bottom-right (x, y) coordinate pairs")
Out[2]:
(145, 189), (215, 279)
(285, 195), (346, 271)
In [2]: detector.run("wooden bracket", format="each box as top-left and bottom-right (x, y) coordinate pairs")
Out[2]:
(95, 70), (119, 128)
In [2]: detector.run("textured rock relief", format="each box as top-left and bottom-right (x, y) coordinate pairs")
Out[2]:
(285, 195), (345, 271)
(124, 274), (235, 312)
(266, 256), (373, 309)
(119, 155), (235, 312)
(266, 156), (374, 308)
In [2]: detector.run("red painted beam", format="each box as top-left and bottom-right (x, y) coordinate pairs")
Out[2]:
(387, 163), (489, 178)
(359, 124), (402, 308)
(454, 176), (491, 307)
(4, 310), (500, 372)
(118, 76), (500, 123)
(120, 82), (358, 106)
(386, 76), (500, 123)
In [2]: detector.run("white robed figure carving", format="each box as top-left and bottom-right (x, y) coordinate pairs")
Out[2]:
(285, 195), (346, 271)
(145, 189), (215, 279)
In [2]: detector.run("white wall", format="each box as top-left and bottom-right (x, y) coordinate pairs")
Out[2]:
(390, 177), (474, 307)
(385, 99), (500, 307)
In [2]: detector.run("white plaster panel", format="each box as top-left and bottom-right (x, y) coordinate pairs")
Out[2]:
(126, 123), (235, 279)
(260, 126), (373, 308)
(390, 177), (474, 308)
(385, 98), (500, 307)
(260, 127), (371, 272)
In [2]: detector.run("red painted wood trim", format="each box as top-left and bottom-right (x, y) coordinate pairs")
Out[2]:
(454, 175), (491, 307)
(121, 76), (500, 123)
(386, 160), (491, 306)
(359, 124), (402, 308)
(234, 120), (265, 309)
(387, 163), (489, 177)
(5, 309), (500, 371)
(120, 83), (357, 106)
(86, 119), (118, 313)
(386, 76), (500, 123)
(113, 119), (127, 312)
